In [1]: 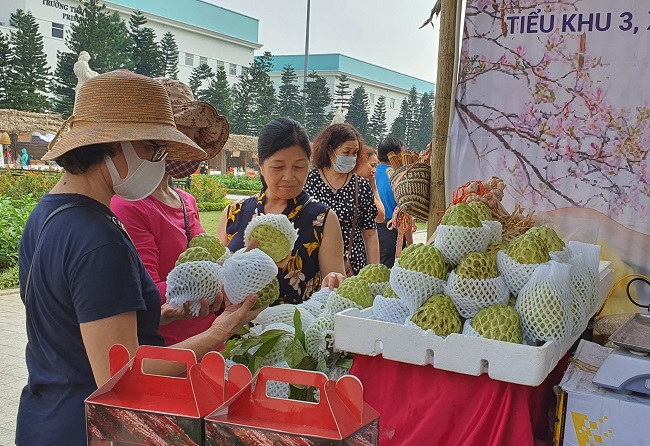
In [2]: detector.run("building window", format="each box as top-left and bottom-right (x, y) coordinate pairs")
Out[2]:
(368, 93), (375, 104)
(229, 63), (237, 75)
(390, 98), (396, 108)
(185, 53), (194, 66)
(241, 66), (248, 76)
(216, 60), (225, 70)
(199, 56), (208, 66)
(52, 22), (64, 39)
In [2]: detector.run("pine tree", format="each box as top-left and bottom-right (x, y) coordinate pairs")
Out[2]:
(346, 85), (370, 141)
(230, 67), (255, 135)
(251, 52), (277, 133)
(414, 91), (434, 151)
(188, 63), (213, 95)
(160, 31), (179, 79)
(129, 10), (163, 78)
(303, 71), (332, 138)
(0, 33), (11, 109)
(52, 0), (133, 116)
(367, 96), (387, 147)
(277, 64), (303, 122)
(197, 66), (232, 118)
(333, 73), (351, 110)
(404, 86), (419, 148)
(389, 99), (408, 142)
(6, 10), (51, 112)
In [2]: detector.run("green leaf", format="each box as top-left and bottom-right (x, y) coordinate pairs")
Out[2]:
(294, 355), (318, 371)
(249, 335), (284, 374)
(234, 324), (250, 336)
(293, 309), (305, 347)
(284, 337), (310, 369)
(336, 357), (354, 370)
(316, 352), (327, 374)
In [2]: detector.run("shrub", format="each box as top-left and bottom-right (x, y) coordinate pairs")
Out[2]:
(212, 174), (262, 192)
(0, 194), (37, 269)
(0, 265), (19, 290)
(0, 170), (61, 201)
(197, 200), (230, 212)
(189, 174), (228, 203)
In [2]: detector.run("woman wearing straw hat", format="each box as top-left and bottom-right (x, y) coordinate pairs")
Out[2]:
(15, 70), (261, 446)
(112, 78), (230, 346)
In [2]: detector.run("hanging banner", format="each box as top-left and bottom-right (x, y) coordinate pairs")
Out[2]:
(451, 0), (650, 291)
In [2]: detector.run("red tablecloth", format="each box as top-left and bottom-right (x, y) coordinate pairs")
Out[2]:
(350, 354), (568, 446)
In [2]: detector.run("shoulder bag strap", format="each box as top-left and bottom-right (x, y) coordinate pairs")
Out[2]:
(348, 175), (359, 258)
(173, 188), (191, 248)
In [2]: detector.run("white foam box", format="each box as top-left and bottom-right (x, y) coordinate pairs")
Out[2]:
(334, 261), (614, 387)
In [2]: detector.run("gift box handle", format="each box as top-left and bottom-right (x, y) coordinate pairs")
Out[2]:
(252, 366), (328, 403)
(132, 345), (197, 378)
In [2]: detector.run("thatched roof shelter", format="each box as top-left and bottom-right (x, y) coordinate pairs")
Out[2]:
(222, 134), (258, 153)
(0, 109), (64, 134)
(210, 134), (259, 171)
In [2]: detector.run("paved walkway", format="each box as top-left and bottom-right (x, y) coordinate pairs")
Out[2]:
(0, 289), (25, 446)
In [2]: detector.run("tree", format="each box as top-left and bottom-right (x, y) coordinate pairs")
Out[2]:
(197, 66), (232, 118)
(346, 85), (370, 141)
(159, 31), (179, 79)
(188, 63), (213, 95)
(52, 0), (133, 116)
(230, 68), (256, 135)
(5, 10), (50, 112)
(303, 71), (332, 137)
(251, 52), (277, 133)
(414, 91), (434, 151)
(404, 86), (419, 148)
(389, 99), (408, 142)
(0, 33), (11, 108)
(128, 10), (163, 78)
(333, 74), (351, 110)
(277, 64), (304, 122)
(367, 95), (388, 146)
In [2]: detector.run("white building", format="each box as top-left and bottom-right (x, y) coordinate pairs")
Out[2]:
(268, 53), (435, 127)
(0, 0), (261, 85)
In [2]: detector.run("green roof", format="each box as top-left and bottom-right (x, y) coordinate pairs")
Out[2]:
(110, 0), (259, 44)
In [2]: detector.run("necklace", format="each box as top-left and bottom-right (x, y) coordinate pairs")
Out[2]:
(321, 169), (349, 193)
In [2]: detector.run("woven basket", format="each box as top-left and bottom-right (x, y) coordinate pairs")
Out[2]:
(389, 162), (431, 221)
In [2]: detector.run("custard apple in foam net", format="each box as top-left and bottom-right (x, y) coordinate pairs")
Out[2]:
(175, 246), (215, 266)
(486, 242), (509, 262)
(398, 243), (424, 264)
(166, 260), (223, 315)
(526, 226), (565, 253)
(336, 276), (374, 308)
(470, 304), (522, 344)
(253, 304), (316, 330)
(188, 233), (225, 261)
(441, 203), (482, 228)
(359, 264), (391, 284)
(467, 201), (493, 221)
(399, 244), (448, 280)
(305, 314), (335, 358)
(382, 284), (399, 299)
(506, 233), (550, 264)
(243, 213), (299, 262)
(408, 294), (461, 336)
(222, 248), (278, 305)
(456, 252), (498, 279)
(254, 277), (280, 310)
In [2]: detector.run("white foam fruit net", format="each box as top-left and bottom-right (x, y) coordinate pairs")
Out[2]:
(166, 261), (224, 316)
(308, 288), (333, 305)
(390, 265), (446, 315)
(243, 213), (299, 249)
(305, 314), (335, 358)
(497, 250), (545, 296)
(446, 271), (510, 318)
(215, 249), (231, 266)
(369, 281), (390, 298)
(222, 248), (278, 305)
(325, 292), (362, 315)
(550, 246), (572, 264)
(249, 321), (295, 337)
(515, 261), (573, 343)
(265, 360), (291, 399)
(253, 304), (316, 331)
(296, 299), (327, 318)
(261, 332), (295, 367)
(568, 241), (601, 309)
(567, 253), (591, 337)
(483, 220), (503, 244)
(372, 295), (409, 325)
(433, 224), (490, 266)
(462, 319), (481, 338)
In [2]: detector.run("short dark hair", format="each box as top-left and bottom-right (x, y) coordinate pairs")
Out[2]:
(377, 137), (404, 162)
(54, 143), (115, 174)
(258, 117), (311, 164)
(311, 123), (365, 169)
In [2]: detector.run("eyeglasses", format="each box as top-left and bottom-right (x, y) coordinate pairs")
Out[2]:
(147, 140), (169, 162)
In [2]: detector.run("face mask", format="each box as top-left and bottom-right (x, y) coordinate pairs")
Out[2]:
(105, 141), (165, 201)
(332, 154), (357, 174)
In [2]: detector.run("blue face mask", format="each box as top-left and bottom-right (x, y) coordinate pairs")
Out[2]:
(332, 154), (357, 173)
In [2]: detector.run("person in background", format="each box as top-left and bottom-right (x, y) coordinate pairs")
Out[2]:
(111, 78), (230, 346)
(304, 123), (379, 275)
(15, 71), (261, 446)
(354, 145), (385, 223)
(217, 118), (346, 302)
(20, 148), (30, 168)
(376, 137), (405, 267)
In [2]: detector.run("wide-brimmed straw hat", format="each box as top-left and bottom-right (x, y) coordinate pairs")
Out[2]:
(43, 70), (206, 161)
(156, 77), (229, 160)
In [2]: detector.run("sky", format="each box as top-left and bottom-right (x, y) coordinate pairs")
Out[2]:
(204, 0), (441, 82)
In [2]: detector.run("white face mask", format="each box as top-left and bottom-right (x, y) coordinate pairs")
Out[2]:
(332, 154), (357, 174)
(105, 141), (165, 201)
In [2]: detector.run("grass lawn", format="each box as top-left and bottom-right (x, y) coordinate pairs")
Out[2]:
(199, 210), (225, 236)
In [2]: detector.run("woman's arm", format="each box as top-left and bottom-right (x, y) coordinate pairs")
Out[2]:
(318, 210), (346, 289)
(362, 228), (380, 264)
(368, 176), (385, 223)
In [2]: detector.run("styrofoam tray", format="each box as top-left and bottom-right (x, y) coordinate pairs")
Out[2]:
(335, 261), (614, 387)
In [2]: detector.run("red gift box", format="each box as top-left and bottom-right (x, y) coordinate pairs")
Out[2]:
(204, 366), (380, 445)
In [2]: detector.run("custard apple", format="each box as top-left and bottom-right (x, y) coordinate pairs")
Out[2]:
(515, 281), (571, 342)
(254, 277), (280, 309)
(508, 294), (517, 306)
(337, 276), (373, 308)
(505, 234), (550, 264)
(359, 264), (391, 284)
(399, 243), (423, 264)
(467, 201), (493, 221)
(470, 304), (522, 343)
(409, 294), (461, 336)
(486, 242), (509, 261)
(382, 285), (399, 299)
(305, 315), (335, 358)
(456, 252), (498, 279)
(440, 203), (482, 228)
(249, 224), (293, 262)
(188, 233), (225, 260)
(526, 226), (565, 253)
(399, 244), (448, 280)
(175, 246), (215, 266)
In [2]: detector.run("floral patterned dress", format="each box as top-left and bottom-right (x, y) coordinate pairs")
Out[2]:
(225, 190), (330, 305)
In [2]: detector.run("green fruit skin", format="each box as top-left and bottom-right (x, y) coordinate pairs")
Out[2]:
(189, 233), (226, 260)
(382, 285), (399, 299)
(471, 304), (522, 343)
(411, 294), (461, 336)
(399, 245), (448, 280)
(175, 246), (215, 266)
(505, 234), (550, 264)
(526, 226), (565, 252)
(254, 277), (280, 309)
(337, 276), (373, 308)
(359, 264), (391, 283)
(441, 203), (482, 228)
(467, 201), (493, 221)
(250, 225), (292, 262)
(399, 243), (423, 264)
(456, 252), (498, 279)
(485, 242), (509, 261)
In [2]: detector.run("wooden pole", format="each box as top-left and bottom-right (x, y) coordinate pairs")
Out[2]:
(427, 0), (459, 240)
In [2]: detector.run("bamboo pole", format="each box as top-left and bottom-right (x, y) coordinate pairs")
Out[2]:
(427, 0), (459, 240)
